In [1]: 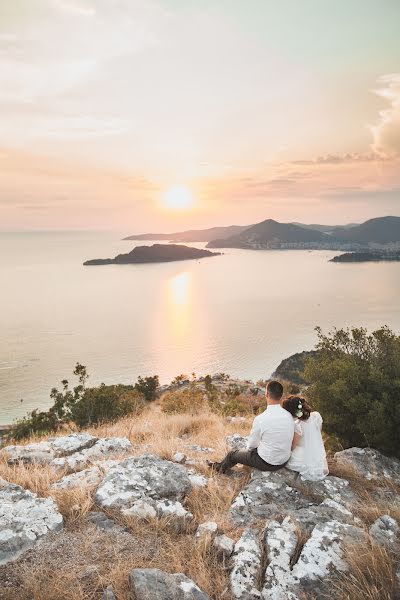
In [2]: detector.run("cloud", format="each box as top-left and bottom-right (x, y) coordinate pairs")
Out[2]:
(292, 152), (383, 165)
(370, 73), (400, 157)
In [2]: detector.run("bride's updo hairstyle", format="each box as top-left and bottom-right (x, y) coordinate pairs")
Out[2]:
(283, 396), (312, 421)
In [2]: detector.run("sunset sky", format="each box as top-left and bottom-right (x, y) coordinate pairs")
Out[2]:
(1, 0), (400, 231)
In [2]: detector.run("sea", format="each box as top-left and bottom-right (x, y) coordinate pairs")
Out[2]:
(1, 230), (400, 425)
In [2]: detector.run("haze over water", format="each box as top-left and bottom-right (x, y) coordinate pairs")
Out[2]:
(1, 230), (400, 425)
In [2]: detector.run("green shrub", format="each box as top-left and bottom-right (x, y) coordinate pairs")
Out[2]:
(70, 385), (145, 427)
(304, 326), (400, 458)
(135, 375), (160, 401)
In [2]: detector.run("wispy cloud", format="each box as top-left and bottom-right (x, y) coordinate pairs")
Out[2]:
(370, 73), (400, 157)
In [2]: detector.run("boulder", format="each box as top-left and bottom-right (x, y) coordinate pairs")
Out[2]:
(226, 434), (248, 451)
(86, 511), (125, 533)
(95, 455), (192, 520)
(262, 517), (298, 599)
(2, 434), (98, 465)
(51, 437), (132, 473)
(213, 534), (234, 557)
(195, 521), (218, 540)
(187, 471), (208, 488)
(173, 452), (187, 464)
(102, 585), (116, 600)
(129, 568), (211, 600)
(369, 515), (399, 546)
(289, 520), (364, 597)
(230, 528), (262, 599)
(51, 460), (118, 490)
(0, 480), (63, 565)
(230, 470), (356, 532)
(334, 447), (400, 485)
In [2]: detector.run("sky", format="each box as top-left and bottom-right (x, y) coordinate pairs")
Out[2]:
(1, 0), (400, 232)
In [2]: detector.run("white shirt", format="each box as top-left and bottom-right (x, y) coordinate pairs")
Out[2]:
(247, 404), (295, 465)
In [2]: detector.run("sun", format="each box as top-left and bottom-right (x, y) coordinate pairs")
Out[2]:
(162, 186), (195, 210)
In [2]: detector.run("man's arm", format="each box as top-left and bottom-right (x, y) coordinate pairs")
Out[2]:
(247, 417), (261, 449)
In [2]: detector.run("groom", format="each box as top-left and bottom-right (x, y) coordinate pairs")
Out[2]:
(209, 381), (294, 474)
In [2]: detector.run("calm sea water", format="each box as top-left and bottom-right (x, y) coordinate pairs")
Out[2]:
(1, 231), (400, 425)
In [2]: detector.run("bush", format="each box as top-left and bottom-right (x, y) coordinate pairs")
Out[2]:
(135, 375), (159, 401)
(70, 385), (145, 427)
(304, 326), (400, 458)
(11, 364), (148, 439)
(161, 389), (207, 415)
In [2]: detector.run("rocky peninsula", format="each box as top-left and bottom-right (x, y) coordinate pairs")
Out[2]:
(83, 244), (221, 265)
(331, 250), (400, 263)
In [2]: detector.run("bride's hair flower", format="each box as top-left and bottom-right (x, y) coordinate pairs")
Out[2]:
(296, 400), (303, 418)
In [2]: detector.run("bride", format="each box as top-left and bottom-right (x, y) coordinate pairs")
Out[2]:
(282, 395), (329, 481)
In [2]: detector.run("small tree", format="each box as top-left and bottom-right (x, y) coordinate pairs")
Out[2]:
(135, 375), (159, 401)
(304, 326), (400, 457)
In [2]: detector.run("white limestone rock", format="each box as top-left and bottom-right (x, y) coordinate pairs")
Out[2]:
(262, 517), (298, 600)
(187, 471), (208, 488)
(369, 515), (399, 546)
(230, 528), (262, 600)
(2, 441), (55, 465)
(334, 447), (400, 485)
(226, 434), (248, 451)
(129, 568), (211, 599)
(95, 454), (192, 521)
(0, 481), (63, 565)
(196, 521), (218, 539)
(51, 437), (132, 473)
(184, 444), (215, 454)
(173, 452), (187, 464)
(213, 534), (234, 557)
(48, 433), (97, 456)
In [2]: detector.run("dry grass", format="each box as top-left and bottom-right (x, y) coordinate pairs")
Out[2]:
(1, 404), (399, 600)
(333, 536), (399, 600)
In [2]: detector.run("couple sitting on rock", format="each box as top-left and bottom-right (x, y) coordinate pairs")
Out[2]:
(209, 380), (328, 481)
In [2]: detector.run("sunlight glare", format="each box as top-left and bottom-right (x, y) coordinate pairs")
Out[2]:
(162, 186), (194, 210)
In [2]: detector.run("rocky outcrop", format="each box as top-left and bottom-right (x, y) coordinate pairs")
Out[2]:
(230, 528), (262, 600)
(2, 433), (97, 465)
(2, 434), (132, 476)
(334, 447), (400, 485)
(369, 515), (399, 546)
(0, 479), (63, 565)
(95, 455), (193, 521)
(129, 568), (211, 600)
(230, 469), (356, 532)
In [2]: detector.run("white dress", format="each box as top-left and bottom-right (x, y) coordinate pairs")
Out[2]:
(286, 411), (329, 481)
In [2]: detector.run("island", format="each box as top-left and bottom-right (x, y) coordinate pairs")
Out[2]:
(83, 243), (221, 265)
(330, 251), (400, 263)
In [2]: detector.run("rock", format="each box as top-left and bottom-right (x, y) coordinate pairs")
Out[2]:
(213, 534), (234, 557)
(334, 447), (400, 485)
(230, 470), (356, 532)
(51, 437), (132, 473)
(173, 452), (187, 464)
(184, 444), (214, 454)
(48, 433), (97, 456)
(86, 511), (124, 533)
(129, 568), (211, 599)
(196, 521), (218, 539)
(230, 528), (262, 599)
(95, 455), (192, 520)
(1, 433), (98, 465)
(262, 517), (298, 599)
(0, 482), (63, 565)
(51, 459), (118, 490)
(187, 471), (208, 488)
(102, 585), (116, 600)
(290, 520), (364, 597)
(2, 441), (55, 465)
(156, 499), (193, 521)
(226, 434), (248, 451)
(369, 515), (399, 546)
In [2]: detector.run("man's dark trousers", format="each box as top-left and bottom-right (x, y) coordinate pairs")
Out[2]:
(214, 447), (287, 473)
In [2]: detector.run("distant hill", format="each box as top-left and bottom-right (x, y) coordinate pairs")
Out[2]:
(84, 244), (221, 265)
(123, 224), (252, 242)
(331, 216), (400, 244)
(206, 219), (329, 248)
(292, 222), (358, 233)
(331, 250), (400, 263)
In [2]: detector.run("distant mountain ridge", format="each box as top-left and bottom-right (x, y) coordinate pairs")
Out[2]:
(123, 216), (400, 249)
(123, 224), (251, 242)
